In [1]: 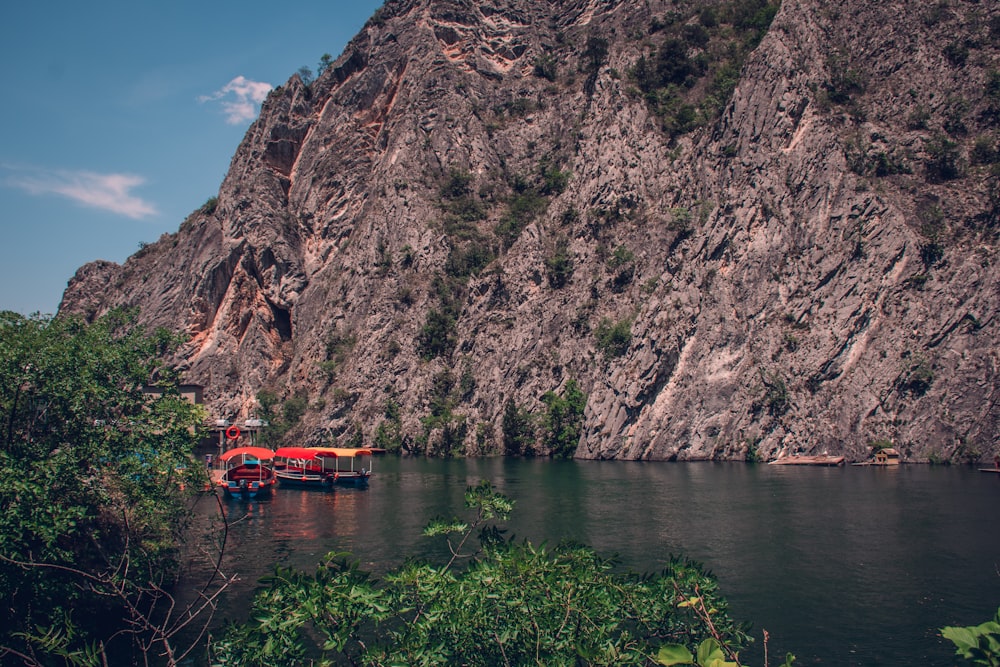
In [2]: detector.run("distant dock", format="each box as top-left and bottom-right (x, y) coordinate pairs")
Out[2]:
(768, 455), (846, 466)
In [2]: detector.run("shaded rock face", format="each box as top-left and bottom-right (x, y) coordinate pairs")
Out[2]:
(61, 0), (1000, 462)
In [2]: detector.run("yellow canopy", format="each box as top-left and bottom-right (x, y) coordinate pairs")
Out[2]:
(309, 447), (373, 458)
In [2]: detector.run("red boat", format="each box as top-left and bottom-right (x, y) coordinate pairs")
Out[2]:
(273, 447), (340, 488)
(218, 446), (277, 498)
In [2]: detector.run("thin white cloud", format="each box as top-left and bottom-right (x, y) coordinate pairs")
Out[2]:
(199, 76), (272, 124)
(4, 166), (158, 219)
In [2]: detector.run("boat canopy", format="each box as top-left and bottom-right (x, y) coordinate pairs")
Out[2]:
(275, 447), (337, 461)
(309, 447), (373, 458)
(220, 446), (275, 462)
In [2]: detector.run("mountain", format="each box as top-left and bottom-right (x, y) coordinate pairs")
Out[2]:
(60, 0), (1000, 462)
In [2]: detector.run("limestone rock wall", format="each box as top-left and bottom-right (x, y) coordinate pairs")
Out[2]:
(61, 0), (1000, 461)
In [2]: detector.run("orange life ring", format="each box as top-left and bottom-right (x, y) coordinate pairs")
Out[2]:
(225, 425), (241, 440)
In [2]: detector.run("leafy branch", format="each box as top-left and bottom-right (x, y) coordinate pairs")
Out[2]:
(1, 492), (238, 667)
(423, 479), (514, 570)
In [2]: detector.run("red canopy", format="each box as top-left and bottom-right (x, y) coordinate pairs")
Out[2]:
(274, 447), (337, 461)
(220, 446), (275, 462)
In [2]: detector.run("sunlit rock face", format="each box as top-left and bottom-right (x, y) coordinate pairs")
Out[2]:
(61, 0), (1000, 462)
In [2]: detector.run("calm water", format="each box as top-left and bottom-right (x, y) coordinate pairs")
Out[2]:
(180, 457), (1000, 665)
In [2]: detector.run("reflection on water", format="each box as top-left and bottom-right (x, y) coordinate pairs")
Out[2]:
(177, 459), (1000, 665)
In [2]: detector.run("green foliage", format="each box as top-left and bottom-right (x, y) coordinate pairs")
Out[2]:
(608, 244), (637, 292)
(373, 398), (403, 452)
(444, 240), (494, 280)
(545, 236), (574, 288)
(437, 169), (495, 283)
(211, 482), (751, 667)
(440, 167), (473, 200)
(541, 379), (587, 459)
(321, 327), (356, 378)
(428, 369), (456, 418)
(0, 310), (206, 662)
(824, 53), (865, 106)
(540, 161), (571, 195)
(632, 1), (780, 139)
(595, 316), (633, 358)
(440, 168), (488, 234)
(416, 274), (465, 361)
(920, 240), (945, 268)
(609, 244), (636, 268)
(317, 52), (333, 75)
(942, 608), (1000, 666)
(494, 187), (548, 249)
(501, 398), (536, 456)
(943, 40), (969, 68)
(986, 70), (1000, 120)
(419, 410), (468, 457)
(971, 136), (1000, 166)
(417, 308), (457, 360)
(761, 371), (789, 417)
(657, 638), (737, 666)
(943, 96), (969, 137)
(494, 96), (538, 118)
(453, 360), (474, 403)
(375, 238), (392, 275)
(533, 53), (558, 81)
(200, 196), (218, 215)
(925, 134), (965, 182)
(493, 164), (567, 250)
(282, 394), (308, 425)
(899, 354), (934, 396)
(256, 389), (311, 444)
(400, 244), (416, 269)
(846, 139), (911, 177)
(582, 34), (609, 75)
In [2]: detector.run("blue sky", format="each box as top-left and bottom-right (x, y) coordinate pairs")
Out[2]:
(0, 0), (383, 316)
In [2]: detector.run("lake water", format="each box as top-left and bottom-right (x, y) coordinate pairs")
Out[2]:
(180, 457), (1000, 665)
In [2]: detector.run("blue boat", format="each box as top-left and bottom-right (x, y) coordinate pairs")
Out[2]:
(218, 446), (277, 498)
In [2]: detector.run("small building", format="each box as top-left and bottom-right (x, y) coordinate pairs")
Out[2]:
(142, 383), (204, 405)
(873, 448), (901, 465)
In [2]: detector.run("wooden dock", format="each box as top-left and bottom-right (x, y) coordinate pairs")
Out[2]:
(768, 455), (846, 466)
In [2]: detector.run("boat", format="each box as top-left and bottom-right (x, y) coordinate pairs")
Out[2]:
(309, 447), (374, 485)
(273, 447), (341, 488)
(980, 456), (1000, 473)
(217, 446), (277, 498)
(768, 455), (846, 466)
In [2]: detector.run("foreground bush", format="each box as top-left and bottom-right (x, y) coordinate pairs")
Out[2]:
(0, 310), (208, 665)
(942, 608), (1000, 666)
(211, 482), (755, 666)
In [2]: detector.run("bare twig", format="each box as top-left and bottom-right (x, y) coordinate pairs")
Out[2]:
(1, 488), (237, 666)
(673, 582), (743, 666)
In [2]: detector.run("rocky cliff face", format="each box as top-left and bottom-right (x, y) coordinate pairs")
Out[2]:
(61, 0), (1000, 462)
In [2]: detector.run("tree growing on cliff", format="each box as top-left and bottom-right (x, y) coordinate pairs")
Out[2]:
(502, 398), (536, 456)
(541, 379), (587, 458)
(0, 310), (212, 664)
